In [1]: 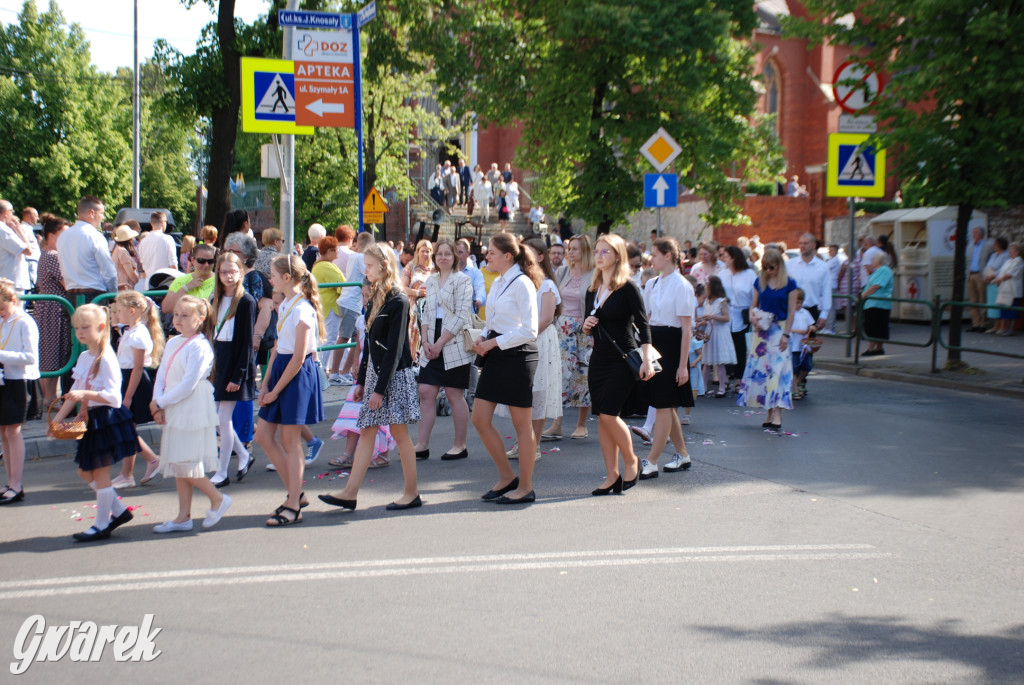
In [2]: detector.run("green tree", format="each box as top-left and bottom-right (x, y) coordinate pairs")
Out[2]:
(0, 0), (131, 215)
(421, 0), (784, 232)
(788, 1), (1024, 366)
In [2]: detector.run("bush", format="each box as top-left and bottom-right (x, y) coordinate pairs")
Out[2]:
(745, 181), (776, 196)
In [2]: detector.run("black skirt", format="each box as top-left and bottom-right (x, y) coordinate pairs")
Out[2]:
(475, 339), (538, 408)
(588, 352), (636, 417)
(0, 377), (28, 426)
(213, 340), (257, 402)
(418, 318), (471, 389)
(643, 326), (695, 409)
(119, 368), (154, 424)
(74, 405), (140, 471)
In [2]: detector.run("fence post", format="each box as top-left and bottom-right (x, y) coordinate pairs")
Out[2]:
(931, 295), (942, 373)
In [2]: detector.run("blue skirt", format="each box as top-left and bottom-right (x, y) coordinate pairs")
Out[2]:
(257, 353), (324, 425)
(75, 405), (140, 471)
(233, 400), (255, 442)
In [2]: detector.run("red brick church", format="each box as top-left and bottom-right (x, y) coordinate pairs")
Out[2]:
(449, 0), (898, 247)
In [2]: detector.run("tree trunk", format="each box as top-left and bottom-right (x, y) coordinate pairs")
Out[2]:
(203, 0), (239, 229)
(946, 202), (972, 367)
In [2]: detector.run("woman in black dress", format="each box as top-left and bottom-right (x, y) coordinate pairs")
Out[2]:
(582, 233), (657, 495)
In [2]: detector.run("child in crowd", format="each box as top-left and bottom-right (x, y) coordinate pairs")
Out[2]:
(700, 275), (736, 397)
(179, 235), (196, 273)
(329, 282), (394, 469)
(111, 291), (164, 487)
(0, 280), (39, 504)
(149, 296), (230, 532)
(50, 304), (138, 542)
(789, 288), (816, 400)
(684, 326), (705, 425)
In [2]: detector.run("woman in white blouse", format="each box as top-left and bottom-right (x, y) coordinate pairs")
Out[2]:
(992, 242), (1023, 336)
(471, 233), (541, 504)
(720, 245), (758, 391)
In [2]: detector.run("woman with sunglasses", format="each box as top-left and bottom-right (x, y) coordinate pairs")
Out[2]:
(160, 244), (218, 315)
(582, 234), (657, 496)
(737, 248), (797, 432)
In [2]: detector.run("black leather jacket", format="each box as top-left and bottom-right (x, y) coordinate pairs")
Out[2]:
(357, 289), (413, 396)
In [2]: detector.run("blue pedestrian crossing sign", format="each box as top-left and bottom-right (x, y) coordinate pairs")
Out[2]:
(241, 57), (314, 135)
(644, 173), (678, 208)
(826, 133), (885, 197)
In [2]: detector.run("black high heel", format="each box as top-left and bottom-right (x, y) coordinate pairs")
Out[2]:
(622, 465), (640, 491)
(591, 476), (623, 496)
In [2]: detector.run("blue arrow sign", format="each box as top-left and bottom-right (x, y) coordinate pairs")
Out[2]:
(644, 174), (678, 208)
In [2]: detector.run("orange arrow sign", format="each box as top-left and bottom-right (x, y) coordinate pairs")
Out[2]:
(362, 188), (388, 213)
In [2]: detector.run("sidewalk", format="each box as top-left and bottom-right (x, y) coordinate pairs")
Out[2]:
(813, 320), (1024, 400)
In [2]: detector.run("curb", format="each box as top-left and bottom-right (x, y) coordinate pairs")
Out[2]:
(815, 361), (1024, 401)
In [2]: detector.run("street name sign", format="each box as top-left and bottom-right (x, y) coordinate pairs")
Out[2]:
(278, 10), (349, 30)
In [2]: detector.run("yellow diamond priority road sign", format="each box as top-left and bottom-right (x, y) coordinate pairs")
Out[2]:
(640, 127), (682, 172)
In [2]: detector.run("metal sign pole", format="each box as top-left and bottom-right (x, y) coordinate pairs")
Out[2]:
(354, 16), (365, 234)
(281, 0), (299, 255)
(846, 196), (855, 357)
(657, 207), (662, 238)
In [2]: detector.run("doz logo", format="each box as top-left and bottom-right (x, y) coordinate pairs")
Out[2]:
(296, 34), (350, 59)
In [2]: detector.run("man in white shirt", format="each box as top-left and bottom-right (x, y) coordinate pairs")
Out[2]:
(137, 210), (177, 280)
(456, 238), (486, 312)
(825, 244), (846, 333)
(0, 200), (32, 292)
(19, 207), (40, 291)
(330, 231), (374, 384)
(57, 196), (118, 302)
(788, 233), (832, 329)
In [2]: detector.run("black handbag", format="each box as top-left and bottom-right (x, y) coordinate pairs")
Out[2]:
(596, 321), (661, 380)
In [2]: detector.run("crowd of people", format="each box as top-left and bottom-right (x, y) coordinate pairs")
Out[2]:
(0, 194), (1021, 541)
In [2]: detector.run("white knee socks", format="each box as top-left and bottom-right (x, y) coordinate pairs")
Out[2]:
(216, 402), (248, 480)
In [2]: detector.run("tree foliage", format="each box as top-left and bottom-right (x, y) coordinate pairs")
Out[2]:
(788, 1), (1024, 363)
(0, 1), (131, 216)
(421, 0), (785, 230)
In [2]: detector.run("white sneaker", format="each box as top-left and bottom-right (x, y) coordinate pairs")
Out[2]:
(111, 474), (135, 488)
(153, 519), (193, 534)
(639, 458), (659, 480)
(506, 444), (519, 460)
(328, 373), (345, 386)
(663, 453), (692, 473)
(629, 425), (652, 443)
(266, 462), (277, 472)
(305, 436), (324, 465)
(680, 416), (692, 425)
(534, 448), (542, 462)
(202, 494), (232, 529)
(338, 373), (355, 385)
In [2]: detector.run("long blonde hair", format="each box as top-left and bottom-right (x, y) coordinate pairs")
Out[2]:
(364, 242), (402, 329)
(758, 247), (789, 290)
(176, 295), (216, 342)
(569, 234), (595, 272)
(211, 253), (246, 330)
(72, 303), (112, 379)
(589, 233), (632, 293)
(114, 290), (165, 365)
(271, 254), (327, 341)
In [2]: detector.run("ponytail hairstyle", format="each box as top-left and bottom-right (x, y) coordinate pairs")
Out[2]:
(489, 232), (542, 288)
(211, 252), (246, 328)
(72, 303), (112, 379)
(271, 254), (326, 342)
(114, 290), (166, 365)
(0, 278), (18, 307)
(177, 295), (216, 342)
(363, 241), (403, 329)
(524, 237), (562, 317)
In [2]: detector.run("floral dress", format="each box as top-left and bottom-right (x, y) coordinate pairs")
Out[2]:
(737, 279), (795, 410)
(555, 273), (592, 407)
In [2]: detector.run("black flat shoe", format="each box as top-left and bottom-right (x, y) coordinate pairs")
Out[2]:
(386, 495), (423, 511)
(416, 449), (430, 460)
(108, 509), (133, 531)
(73, 526), (112, 542)
(762, 421), (774, 428)
(482, 477), (519, 500)
(212, 476), (230, 489)
(495, 490), (535, 505)
(318, 494), (357, 510)
(441, 448), (468, 460)
(591, 476), (623, 496)
(766, 423), (782, 432)
(236, 455), (255, 481)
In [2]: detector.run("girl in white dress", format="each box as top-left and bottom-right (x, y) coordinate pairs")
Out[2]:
(149, 296), (230, 533)
(700, 275), (736, 397)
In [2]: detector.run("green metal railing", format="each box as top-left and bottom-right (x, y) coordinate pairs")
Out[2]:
(932, 299), (1024, 371)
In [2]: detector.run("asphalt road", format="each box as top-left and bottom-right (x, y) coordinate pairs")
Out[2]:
(1, 372), (1022, 684)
